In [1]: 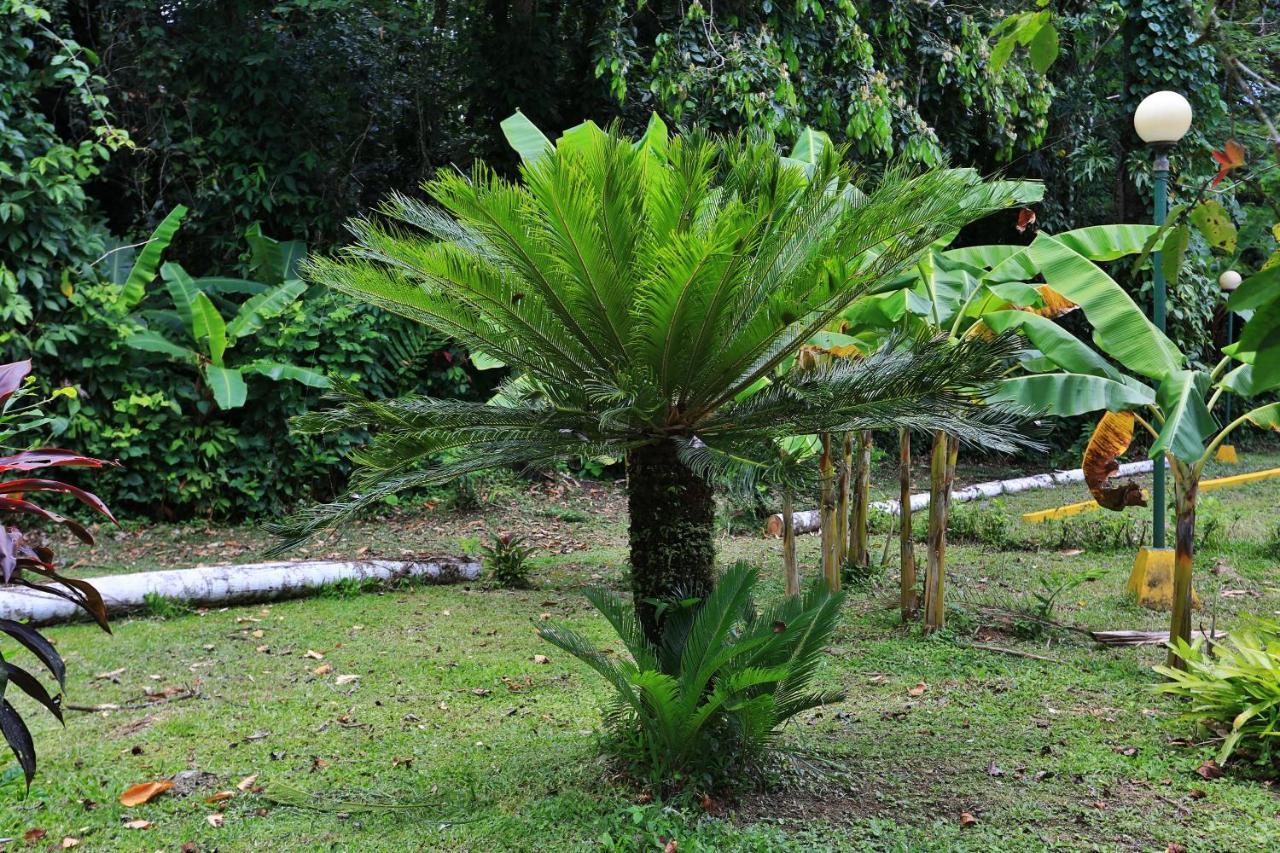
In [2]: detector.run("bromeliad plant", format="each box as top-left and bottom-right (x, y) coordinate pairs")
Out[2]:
(1, 360), (113, 788)
(276, 120), (1035, 641)
(983, 229), (1280, 667)
(538, 562), (844, 789)
(112, 210), (328, 409)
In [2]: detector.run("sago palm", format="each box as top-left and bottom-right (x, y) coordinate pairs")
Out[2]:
(276, 122), (1033, 639)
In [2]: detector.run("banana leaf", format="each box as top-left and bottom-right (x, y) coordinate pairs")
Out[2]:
(988, 373), (1155, 417)
(1150, 371), (1217, 463)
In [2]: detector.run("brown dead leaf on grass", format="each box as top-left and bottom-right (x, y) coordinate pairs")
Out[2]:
(206, 813), (225, 828)
(907, 682), (928, 697)
(1195, 760), (1224, 780)
(119, 780), (175, 806)
(206, 791), (235, 803)
(123, 819), (154, 830)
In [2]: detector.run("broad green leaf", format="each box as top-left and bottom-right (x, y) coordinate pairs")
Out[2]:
(190, 292), (228, 365)
(226, 280), (306, 341)
(1219, 364), (1280, 398)
(986, 280), (1042, 307)
(1029, 233), (1182, 380)
(1160, 224), (1190, 286)
(470, 351), (507, 371)
(123, 329), (200, 364)
(777, 434), (819, 459)
(1151, 370), (1217, 463)
(988, 373), (1155, 417)
(944, 244), (1024, 271)
(203, 364), (248, 410)
(984, 311), (1121, 380)
(1226, 264), (1280, 312)
(1233, 301), (1280, 379)
(981, 246), (1039, 283)
(789, 127), (831, 165)
(160, 262), (199, 330)
(1055, 224), (1163, 261)
(101, 239), (135, 286)
(194, 277), (269, 297)
(1028, 22), (1058, 73)
(633, 113), (669, 158)
(1242, 403), (1280, 430)
(120, 205), (188, 310)
(244, 223), (306, 285)
(500, 110), (553, 164)
(1188, 201), (1237, 253)
(242, 360), (329, 389)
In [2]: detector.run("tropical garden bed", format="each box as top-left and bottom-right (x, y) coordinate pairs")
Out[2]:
(4, 450), (1280, 851)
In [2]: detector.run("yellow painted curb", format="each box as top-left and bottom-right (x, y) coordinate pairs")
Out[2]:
(1214, 444), (1238, 464)
(1126, 547), (1198, 612)
(1022, 466), (1280, 524)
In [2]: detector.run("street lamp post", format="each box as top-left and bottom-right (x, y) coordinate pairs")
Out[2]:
(1134, 90), (1192, 550)
(1218, 270), (1243, 462)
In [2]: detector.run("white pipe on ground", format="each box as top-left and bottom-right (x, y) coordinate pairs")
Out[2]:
(764, 460), (1158, 537)
(0, 558), (481, 626)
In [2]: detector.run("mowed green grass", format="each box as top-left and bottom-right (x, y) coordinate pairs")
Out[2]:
(4, 447), (1280, 850)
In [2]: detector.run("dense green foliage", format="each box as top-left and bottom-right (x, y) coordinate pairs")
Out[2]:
(1156, 616), (1280, 767)
(538, 562), (844, 789)
(5, 0), (1279, 519)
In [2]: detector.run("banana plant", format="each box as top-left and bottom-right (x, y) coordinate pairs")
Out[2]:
(121, 220), (328, 410)
(895, 222), (1188, 630)
(982, 230), (1280, 666)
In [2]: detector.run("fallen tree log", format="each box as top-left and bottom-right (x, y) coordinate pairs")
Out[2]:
(1090, 628), (1227, 647)
(0, 557), (480, 626)
(764, 460), (1157, 537)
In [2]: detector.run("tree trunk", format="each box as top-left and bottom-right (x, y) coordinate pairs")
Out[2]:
(923, 429), (953, 633)
(819, 433), (840, 592)
(850, 430), (872, 568)
(1166, 467), (1198, 670)
(899, 428), (918, 620)
(627, 440), (717, 642)
(835, 433), (852, 569)
(782, 490), (799, 598)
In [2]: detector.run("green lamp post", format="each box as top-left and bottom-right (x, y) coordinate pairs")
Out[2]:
(1134, 90), (1193, 550)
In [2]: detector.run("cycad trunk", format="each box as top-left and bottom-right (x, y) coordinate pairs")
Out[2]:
(627, 440), (716, 642)
(1167, 465), (1198, 670)
(899, 428), (918, 620)
(849, 430), (872, 568)
(819, 433), (840, 592)
(922, 429), (954, 633)
(782, 490), (799, 598)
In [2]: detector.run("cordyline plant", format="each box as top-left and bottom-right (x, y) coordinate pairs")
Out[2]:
(1, 360), (114, 788)
(274, 121), (1036, 640)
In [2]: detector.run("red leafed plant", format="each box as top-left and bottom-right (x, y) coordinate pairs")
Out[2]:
(1, 359), (114, 789)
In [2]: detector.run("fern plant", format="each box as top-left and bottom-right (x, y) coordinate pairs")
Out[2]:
(1155, 616), (1280, 768)
(538, 563), (844, 789)
(276, 119), (1036, 640)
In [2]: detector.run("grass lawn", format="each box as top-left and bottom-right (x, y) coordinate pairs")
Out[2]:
(4, 444), (1280, 850)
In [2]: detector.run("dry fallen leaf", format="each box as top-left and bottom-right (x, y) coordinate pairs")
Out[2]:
(24, 828), (47, 843)
(472, 688), (490, 696)
(532, 654), (550, 665)
(1058, 548), (1083, 557)
(236, 774), (259, 791)
(251, 629), (264, 639)
(1188, 788), (1207, 800)
(59, 838), (80, 849)
(255, 644), (270, 653)
(206, 813), (225, 828)
(1196, 760), (1225, 780)
(94, 667), (126, 681)
(123, 819), (154, 830)
(907, 682), (928, 697)
(959, 812), (978, 827)
(305, 650), (324, 660)
(206, 791), (235, 803)
(335, 674), (359, 685)
(119, 780), (175, 807)
(313, 663), (332, 676)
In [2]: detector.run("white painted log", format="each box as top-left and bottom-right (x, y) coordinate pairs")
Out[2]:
(0, 558), (480, 626)
(764, 460), (1159, 537)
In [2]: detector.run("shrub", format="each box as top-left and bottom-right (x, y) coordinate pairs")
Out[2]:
(1, 359), (114, 787)
(538, 563), (844, 791)
(481, 532), (536, 589)
(1155, 616), (1280, 768)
